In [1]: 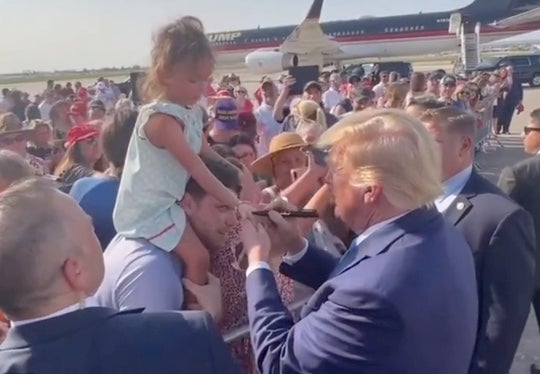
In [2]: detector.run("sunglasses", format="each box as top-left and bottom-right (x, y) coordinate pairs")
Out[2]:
(236, 90), (246, 94)
(0, 134), (26, 146)
(458, 91), (471, 96)
(524, 126), (540, 135)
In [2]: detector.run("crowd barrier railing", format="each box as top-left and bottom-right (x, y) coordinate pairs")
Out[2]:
(223, 297), (310, 344)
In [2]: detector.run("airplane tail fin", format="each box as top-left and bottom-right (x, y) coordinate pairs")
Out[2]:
(305, 0), (324, 20)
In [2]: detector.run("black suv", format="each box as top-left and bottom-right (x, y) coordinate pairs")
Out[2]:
(345, 61), (413, 79)
(474, 54), (540, 87)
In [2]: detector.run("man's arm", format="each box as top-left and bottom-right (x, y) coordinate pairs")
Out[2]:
(246, 268), (402, 374)
(470, 209), (536, 374)
(280, 244), (339, 290)
(497, 166), (522, 204)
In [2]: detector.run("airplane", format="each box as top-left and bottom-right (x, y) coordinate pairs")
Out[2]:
(206, 0), (540, 74)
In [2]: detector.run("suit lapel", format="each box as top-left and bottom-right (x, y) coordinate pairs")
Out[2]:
(443, 170), (479, 226)
(444, 196), (473, 226)
(332, 207), (442, 277)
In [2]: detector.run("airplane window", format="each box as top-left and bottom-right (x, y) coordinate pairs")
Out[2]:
(385, 28), (388, 32)
(421, 26), (425, 30)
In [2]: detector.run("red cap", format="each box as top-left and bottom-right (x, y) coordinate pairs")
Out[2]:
(64, 124), (99, 148)
(68, 101), (87, 117)
(209, 90), (232, 99)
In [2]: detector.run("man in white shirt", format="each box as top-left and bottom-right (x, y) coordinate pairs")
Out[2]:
(38, 91), (55, 121)
(322, 73), (344, 111)
(254, 80), (282, 155)
(95, 156), (241, 318)
(239, 109), (478, 374)
(420, 106), (535, 374)
(371, 71), (389, 102)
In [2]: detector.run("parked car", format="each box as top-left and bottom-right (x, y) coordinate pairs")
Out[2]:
(473, 54), (540, 87)
(345, 61), (413, 80)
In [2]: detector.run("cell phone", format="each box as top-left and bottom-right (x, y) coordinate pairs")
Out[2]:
(303, 145), (329, 166)
(252, 209), (319, 218)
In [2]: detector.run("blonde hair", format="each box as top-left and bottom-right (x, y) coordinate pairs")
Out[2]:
(296, 118), (324, 144)
(143, 16), (213, 101)
(323, 109), (442, 210)
(293, 99), (327, 130)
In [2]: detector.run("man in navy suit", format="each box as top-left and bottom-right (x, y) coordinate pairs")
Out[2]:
(421, 107), (535, 374)
(496, 65), (524, 134)
(0, 178), (239, 374)
(239, 110), (478, 374)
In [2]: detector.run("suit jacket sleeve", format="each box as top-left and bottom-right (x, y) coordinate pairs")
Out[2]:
(469, 209), (536, 374)
(246, 269), (402, 374)
(279, 244), (339, 290)
(497, 166), (523, 205)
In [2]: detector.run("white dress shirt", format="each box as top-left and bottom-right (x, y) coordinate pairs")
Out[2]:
(246, 212), (409, 277)
(322, 88), (344, 111)
(434, 165), (473, 213)
(11, 297), (98, 327)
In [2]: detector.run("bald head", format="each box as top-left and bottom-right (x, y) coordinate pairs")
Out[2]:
(0, 178), (103, 318)
(0, 150), (33, 191)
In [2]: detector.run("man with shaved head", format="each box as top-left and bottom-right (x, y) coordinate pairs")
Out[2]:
(420, 107), (535, 374)
(0, 178), (239, 373)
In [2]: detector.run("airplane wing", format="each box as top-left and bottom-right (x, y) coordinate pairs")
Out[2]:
(491, 6), (540, 27)
(279, 0), (342, 56)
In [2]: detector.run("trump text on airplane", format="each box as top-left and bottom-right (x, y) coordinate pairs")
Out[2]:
(207, 32), (242, 43)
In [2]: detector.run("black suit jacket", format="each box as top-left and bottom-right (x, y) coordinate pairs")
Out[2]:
(499, 155), (540, 289)
(445, 170), (535, 374)
(0, 307), (239, 374)
(501, 75), (523, 109)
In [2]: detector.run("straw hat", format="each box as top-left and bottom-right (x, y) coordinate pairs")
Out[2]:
(0, 113), (34, 139)
(251, 132), (305, 177)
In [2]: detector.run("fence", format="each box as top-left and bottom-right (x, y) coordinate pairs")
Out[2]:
(474, 99), (502, 156)
(223, 297), (310, 344)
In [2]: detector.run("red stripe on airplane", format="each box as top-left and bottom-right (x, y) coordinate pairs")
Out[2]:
(211, 24), (540, 53)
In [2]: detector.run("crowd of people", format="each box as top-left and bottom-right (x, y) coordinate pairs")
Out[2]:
(0, 14), (539, 374)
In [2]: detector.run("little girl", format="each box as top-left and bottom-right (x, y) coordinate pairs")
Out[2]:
(113, 16), (243, 312)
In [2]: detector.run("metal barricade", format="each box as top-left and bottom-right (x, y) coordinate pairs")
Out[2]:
(223, 297), (310, 344)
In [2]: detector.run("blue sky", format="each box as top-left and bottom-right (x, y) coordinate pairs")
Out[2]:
(0, 0), (538, 74)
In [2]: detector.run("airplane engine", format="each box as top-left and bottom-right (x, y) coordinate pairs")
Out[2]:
(245, 51), (299, 74)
